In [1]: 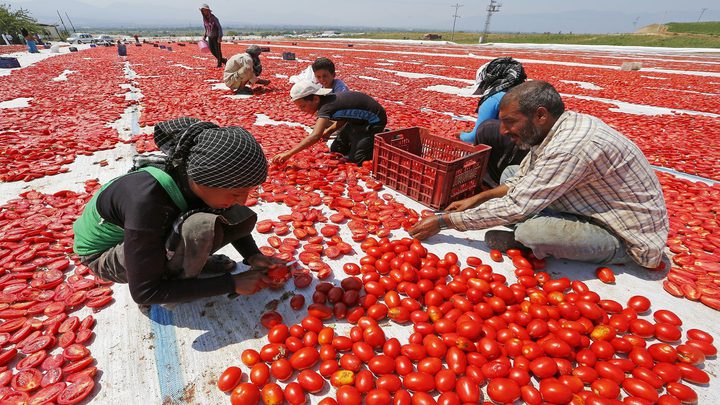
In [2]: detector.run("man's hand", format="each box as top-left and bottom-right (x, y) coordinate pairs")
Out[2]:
(232, 269), (271, 295)
(446, 195), (480, 212)
(271, 152), (292, 165)
(248, 254), (291, 289)
(408, 216), (441, 241)
(247, 253), (286, 272)
(256, 78), (271, 86)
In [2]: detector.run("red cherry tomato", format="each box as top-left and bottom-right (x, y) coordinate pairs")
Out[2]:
(218, 366), (243, 392)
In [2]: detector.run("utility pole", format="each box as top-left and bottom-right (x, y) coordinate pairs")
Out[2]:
(450, 3), (463, 42)
(65, 12), (77, 34)
(480, 0), (502, 44)
(697, 8), (708, 22)
(57, 10), (70, 37)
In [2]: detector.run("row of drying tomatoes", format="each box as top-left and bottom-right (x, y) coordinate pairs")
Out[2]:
(0, 182), (113, 403)
(0, 47), (131, 183)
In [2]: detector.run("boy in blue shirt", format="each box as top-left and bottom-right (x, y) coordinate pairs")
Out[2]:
(312, 57), (349, 93)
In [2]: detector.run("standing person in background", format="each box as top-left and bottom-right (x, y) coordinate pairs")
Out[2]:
(134, 34), (140, 44)
(312, 57), (349, 93)
(459, 57), (528, 185)
(200, 3), (226, 67)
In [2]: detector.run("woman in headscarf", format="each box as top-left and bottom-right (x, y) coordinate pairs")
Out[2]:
(73, 118), (285, 305)
(459, 57), (529, 185)
(200, 4), (226, 67)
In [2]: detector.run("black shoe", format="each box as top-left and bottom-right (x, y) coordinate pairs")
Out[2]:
(234, 86), (254, 95)
(484, 230), (529, 252)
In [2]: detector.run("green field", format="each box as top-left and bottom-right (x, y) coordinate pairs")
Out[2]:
(345, 27), (720, 48)
(666, 21), (720, 35)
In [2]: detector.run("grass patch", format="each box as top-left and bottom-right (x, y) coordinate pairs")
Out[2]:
(666, 21), (720, 35)
(344, 31), (720, 48)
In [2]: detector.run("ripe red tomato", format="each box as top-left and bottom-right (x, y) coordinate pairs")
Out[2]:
(486, 378), (520, 403)
(250, 363), (270, 387)
(595, 267), (615, 283)
(271, 358), (293, 381)
(627, 296), (651, 313)
(538, 379), (573, 404)
(591, 378), (620, 399)
(289, 347), (319, 370)
(365, 389), (391, 405)
(261, 383), (284, 405)
(283, 382), (305, 405)
(217, 366), (243, 392)
(402, 371), (435, 392)
(335, 385), (362, 405)
(621, 378), (659, 402)
(298, 370), (325, 394)
(455, 376), (482, 402)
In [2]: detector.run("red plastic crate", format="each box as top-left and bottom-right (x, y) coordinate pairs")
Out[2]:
(372, 127), (491, 210)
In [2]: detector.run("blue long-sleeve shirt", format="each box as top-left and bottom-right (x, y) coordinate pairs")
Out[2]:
(459, 91), (506, 143)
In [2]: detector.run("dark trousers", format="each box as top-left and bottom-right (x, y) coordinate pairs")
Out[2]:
(81, 206), (257, 283)
(474, 119), (529, 185)
(330, 123), (385, 164)
(207, 36), (224, 66)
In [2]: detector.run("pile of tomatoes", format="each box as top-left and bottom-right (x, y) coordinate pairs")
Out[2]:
(218, 238), (716, 404)
(0, 181), (113, 403)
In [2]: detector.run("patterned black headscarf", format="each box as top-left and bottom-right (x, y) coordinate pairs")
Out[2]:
(473, 57), (527, 111)
(154, 117), (268, 188)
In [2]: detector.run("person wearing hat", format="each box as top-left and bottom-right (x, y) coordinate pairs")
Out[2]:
(73, 117), (286, 305)
(224, 45), (271, 95)
(200, 4), (226, 67)
(459, 57), (529, 186)
(271, 80), (387, 165)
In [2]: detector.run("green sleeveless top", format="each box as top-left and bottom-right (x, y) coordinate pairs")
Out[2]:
(73, 167), (188, 256)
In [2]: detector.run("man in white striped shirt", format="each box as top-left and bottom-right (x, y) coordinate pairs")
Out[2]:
(409, 81), (668, 269)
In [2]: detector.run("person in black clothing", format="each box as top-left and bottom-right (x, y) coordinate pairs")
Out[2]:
(73, 117), (285, 305)
(200, 4), (226, 67)
(474, 120), (528, 186)
(272, 80), (387, 165)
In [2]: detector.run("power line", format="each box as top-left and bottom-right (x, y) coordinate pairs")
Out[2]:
(450, 3), (463, 42)
(480, 0), (502, 44)
(697, 8), (708, 22)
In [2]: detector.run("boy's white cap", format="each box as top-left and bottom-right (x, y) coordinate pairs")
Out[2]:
(290, 80), (331, 101)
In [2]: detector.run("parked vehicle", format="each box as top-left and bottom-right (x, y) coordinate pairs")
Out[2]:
(66, 33), (94, 44)
(94, 35), (114, 44)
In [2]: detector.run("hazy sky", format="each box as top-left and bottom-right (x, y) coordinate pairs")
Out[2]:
(9, 0), (719, 33)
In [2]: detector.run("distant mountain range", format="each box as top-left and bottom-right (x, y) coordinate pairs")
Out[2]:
(18, 0), (719, 34)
